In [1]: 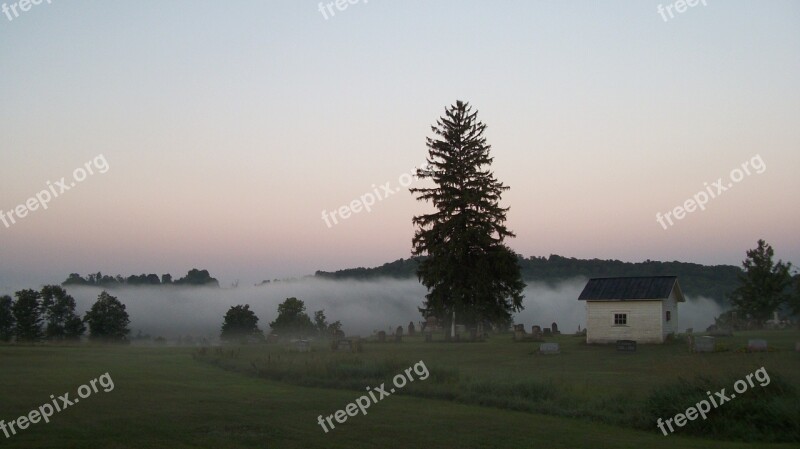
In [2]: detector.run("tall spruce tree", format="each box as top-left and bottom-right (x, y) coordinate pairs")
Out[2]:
(410, 100), (525, 330)
(729, 239), (792, 325)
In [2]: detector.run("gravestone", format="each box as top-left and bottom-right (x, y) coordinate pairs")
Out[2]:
(424, 332), (432, 343)
(795, 342), (800, 352)
(543, 328), (552, 337)
(531, 325), (542, 339)
(551, 322), (560, 335)
(747, 339), (767, 352)
(337, 339), (353, 352)
(539, 342), (560, 354)
(294, 340), (310, 352)
(616, 340), (636, 352)
(408, 321), (416, 337)
(377, 331), (386, 342)
(694, 336), (715, 353)
(513, 324), (525, 332)
(394, 333), (402, 343)
(455, 324), (467, 336)
(396, 326), (404, 337)
(514, 330), (526, 341)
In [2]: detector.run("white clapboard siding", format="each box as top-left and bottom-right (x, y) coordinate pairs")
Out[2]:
(585, 300), (664, 344)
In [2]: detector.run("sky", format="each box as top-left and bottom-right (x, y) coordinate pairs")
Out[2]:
(1, 0), (799, 289)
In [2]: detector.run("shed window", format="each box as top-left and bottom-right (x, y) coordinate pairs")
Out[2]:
(666, 311), (672, 322)
(613, 313), (627, 326)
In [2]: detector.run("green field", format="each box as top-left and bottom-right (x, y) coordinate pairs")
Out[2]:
(1, 330), (798, 448)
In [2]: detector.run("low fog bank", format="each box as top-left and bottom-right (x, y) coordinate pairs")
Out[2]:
(680, 295), (725, 332)
(58, 278), (723, 341)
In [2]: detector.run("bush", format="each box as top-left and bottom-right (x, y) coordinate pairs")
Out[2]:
(638, 374), (800, 442)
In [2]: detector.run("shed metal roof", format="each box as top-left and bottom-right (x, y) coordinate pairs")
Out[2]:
(578, 276), (684, 302)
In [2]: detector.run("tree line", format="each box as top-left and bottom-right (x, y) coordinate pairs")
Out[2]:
(62, 268), (219, 287)
(315, 255), (743, 303)
(220, 297), (342, 342)
(0, 286), (131, 343)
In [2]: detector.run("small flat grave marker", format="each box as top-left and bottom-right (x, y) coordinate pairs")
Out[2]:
(747, 339), (768, 352)
(539, 342), (560, 354)
(616, 340), (636, 352)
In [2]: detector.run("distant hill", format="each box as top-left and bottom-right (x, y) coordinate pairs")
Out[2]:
(315, 255), (741, 305)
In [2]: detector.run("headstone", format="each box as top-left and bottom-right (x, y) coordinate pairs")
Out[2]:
(424, 332), (432, 343)
(396, 326), (404, 337)
(514, 330), (526, 341)
(337, 339), (353, 352)
(394, 334), (402, 343)
(543, 328), (552, 337)
(513, 324), (525, 332)
(747, 339), (767, 352)
(551, 322), (560, 335)
(377, 331), (386, 342)
(531, 325), (542, 338)
(408, 321), (416, 336)
(539, 342), (560, 354)
(694, 336), (715, 353)
(795, 342), (800, 352)
(455, 324), (467, 336)
(616, 340), (636, 352)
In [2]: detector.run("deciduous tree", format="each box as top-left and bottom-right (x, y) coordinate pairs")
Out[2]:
(84, 291), (131, 342)
(221, 304), (264, 342)
(40, 285), (85, 340)
(269, 298), (314, 337)
(13, 289), (43, 342)
(0, 295), (14, 342)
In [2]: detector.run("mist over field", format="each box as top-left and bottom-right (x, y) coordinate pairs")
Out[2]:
(47, 278), (725, 340)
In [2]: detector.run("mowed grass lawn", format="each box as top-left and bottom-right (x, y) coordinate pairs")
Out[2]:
(1, 331), (798, 448)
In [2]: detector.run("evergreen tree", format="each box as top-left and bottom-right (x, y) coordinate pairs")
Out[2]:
(84, 291), (130, 342)
(729, 239), (792, 325)
(40, 285), (85, 340)
(13, 289), (43, 342)
(410, 100), (525, 329)
(0, 295), (14, 342)
(220, 304), (264, 342)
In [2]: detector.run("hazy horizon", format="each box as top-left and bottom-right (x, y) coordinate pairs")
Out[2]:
(6, 278), (723, 341)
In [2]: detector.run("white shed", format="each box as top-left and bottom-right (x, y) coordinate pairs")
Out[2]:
(578, 276), (685, 344)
